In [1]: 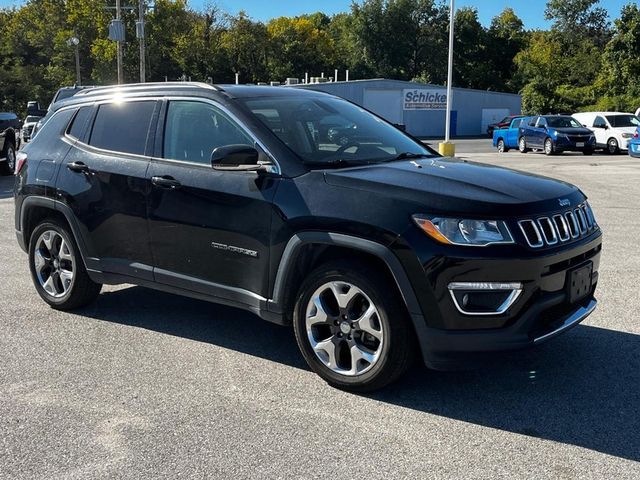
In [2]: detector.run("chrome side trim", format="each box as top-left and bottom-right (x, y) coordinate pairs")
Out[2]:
(533, 298), (597, 343)
(447, 282), (523, 316)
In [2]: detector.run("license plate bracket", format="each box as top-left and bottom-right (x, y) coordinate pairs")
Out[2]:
(567, 262), (593, 303)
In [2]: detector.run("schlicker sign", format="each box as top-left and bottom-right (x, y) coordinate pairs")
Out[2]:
(403, 89), (447, 110)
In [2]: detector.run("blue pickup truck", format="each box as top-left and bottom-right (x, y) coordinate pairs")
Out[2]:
(492, 116), (529, 153)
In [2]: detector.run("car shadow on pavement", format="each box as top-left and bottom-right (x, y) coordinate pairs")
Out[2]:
(0, 175), (15, 200)
(83, 285), (639, 463)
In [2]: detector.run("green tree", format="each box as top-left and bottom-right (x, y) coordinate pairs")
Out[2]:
(486, 8), (528, 92)
(221, 12), (268, 83)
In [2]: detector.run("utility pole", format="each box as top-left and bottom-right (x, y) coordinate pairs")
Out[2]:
(439, 0), (455, 156)
(137, 0), (145, 83)
(116, 0), (124, 84)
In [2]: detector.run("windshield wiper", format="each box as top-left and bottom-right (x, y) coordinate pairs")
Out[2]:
(390, 152), (434, 161)
(302, 159), (373, 168)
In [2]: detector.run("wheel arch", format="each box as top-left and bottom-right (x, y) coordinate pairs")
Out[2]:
(19, 196), (94, 270)
(268, 232), (430, 358)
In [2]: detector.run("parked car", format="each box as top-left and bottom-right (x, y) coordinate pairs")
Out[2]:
(0, 111), (21, 175)
(518, 115), (596, 155)
(21, 115), (42, 143)
(15, 83), (602, 391)
(487, 115), (523, 137)
(573, 112), (640, 154)
(492, 116), (530, 152)
(628, 127), (640, 158)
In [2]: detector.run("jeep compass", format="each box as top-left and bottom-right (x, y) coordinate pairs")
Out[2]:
(14, 83), (602, 391)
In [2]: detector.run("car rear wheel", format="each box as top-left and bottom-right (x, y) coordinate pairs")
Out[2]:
(497, 139), (508, 153)
(518, 137), (529, 153)
(293, 261), (415, 392)
(0, 141), (15, 175)
(29, 220), (102, 310)
(544, 137), (555, 156)
(607, 138), (619, 154)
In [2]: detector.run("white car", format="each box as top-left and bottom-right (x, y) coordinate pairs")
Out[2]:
(573, 111), (640, 154)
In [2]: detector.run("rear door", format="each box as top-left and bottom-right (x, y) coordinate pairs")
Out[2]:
(533, 117), (548, 147)
(57, 99), (159, 279)
(592, 115), (608, 148)
(146, 99), (279, 304)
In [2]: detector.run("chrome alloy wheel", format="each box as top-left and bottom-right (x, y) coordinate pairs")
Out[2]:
(6, 145), (15, 171)
(33, 230), (75, 298)
(305, 281), (384, 376)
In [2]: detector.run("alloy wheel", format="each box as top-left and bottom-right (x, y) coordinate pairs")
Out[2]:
(545, 138), (553, 155)
(608, 138), (618, 154)
(497, 139), (505, 153)
(33, 230), (75, 298)
(6, 146), (15, 171)
(305, 281), (384, 376)
(519, 137), (526, 152)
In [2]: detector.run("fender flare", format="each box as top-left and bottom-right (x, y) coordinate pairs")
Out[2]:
(267, 232), (430, 358)
(19, 196), (96, 270)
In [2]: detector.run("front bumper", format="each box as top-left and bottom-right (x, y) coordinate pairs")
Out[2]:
(555, 136), (596, 151)
(396, 228), (602, 369)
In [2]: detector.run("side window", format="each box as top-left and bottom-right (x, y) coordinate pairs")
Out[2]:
(593, 116), (606, 128)
(536, 117), (547, 127)
(89, 101), (156, 155)
(528, 117), (538, 127)
(163, 101), (253, 164)
(67, 106), (92, 140)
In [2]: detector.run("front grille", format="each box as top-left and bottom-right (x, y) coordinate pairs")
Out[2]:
(567, 135), (590, 143)
(518, 203), (598, 248)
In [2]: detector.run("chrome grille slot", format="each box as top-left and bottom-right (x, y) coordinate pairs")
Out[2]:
(580, 204), (593, 229)
(575, 208), (587, 233)
(518, 203), (598, 248)
(518, 220), (543, 248)
(553, 214), (570, 241)
(565, 211), (579, 237)
(537, 217), (558, 245)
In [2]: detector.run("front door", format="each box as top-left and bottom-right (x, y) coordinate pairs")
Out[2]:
(592, 115), (608, 148)
(147, 99), (279, 304)
(58, 100), (159, 280)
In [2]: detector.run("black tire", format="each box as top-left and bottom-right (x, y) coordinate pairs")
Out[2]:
(0, 140), (16, 175)
(518, 136), (529, 153)
(28, 220), (102, 310)
(544, 137), (556, 156)
(293, 260), (416, 392)
(606, 137), (619, 154)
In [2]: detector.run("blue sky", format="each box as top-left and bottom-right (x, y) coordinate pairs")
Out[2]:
(0, 0), (631, 29)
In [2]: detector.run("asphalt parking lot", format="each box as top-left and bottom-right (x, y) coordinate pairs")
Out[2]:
(1, 140), (639, 479)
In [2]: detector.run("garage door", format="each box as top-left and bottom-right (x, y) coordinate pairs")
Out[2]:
(481, 108), (510, 133)
(363, 89), (403, 124)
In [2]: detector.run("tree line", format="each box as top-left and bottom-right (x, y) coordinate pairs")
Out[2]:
(1, 0), (639, 116)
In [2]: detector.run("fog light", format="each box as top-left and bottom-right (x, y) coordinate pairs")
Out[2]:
(448, 282), (522, 315)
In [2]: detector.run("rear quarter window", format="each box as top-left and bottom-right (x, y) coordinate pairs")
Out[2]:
(89, 101), (156, 155)
(67, 106), (93, 141)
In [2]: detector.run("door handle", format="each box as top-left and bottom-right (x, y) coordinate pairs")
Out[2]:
(67, 161), (90, 173)
(151, 175), (181, 189)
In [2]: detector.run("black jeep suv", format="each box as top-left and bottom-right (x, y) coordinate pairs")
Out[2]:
(14, 83), (602, 391)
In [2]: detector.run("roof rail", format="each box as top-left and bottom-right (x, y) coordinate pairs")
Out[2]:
(74, 82), (220, 97)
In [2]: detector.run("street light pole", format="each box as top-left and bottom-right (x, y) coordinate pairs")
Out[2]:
(137, 0), (146, 83)
(67, 36), (81, 86)
(439, 0), (456, 156)
(116, 0), (124, 84)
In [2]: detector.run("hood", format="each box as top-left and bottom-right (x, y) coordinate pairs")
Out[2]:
(553, 127), (593, 135)
(323, 157), (584, 217)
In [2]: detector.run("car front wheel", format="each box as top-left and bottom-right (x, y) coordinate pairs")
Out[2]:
(0, 141), (15, 175)
(518, 137), (529, 153)
(293, 261), (415, 391)
(544, 137), (555, 155)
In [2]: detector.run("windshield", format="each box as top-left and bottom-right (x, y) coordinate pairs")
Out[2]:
(546, 116), (582, 128)
(605, 114), (640, 128)
(242, 96), (435, 166)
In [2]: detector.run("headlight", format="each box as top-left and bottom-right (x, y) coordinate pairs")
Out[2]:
(412, 215), (514, 246)
(622, 133), (633, 139)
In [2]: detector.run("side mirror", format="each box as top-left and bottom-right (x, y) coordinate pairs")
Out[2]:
(211, 144), (264, 171)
